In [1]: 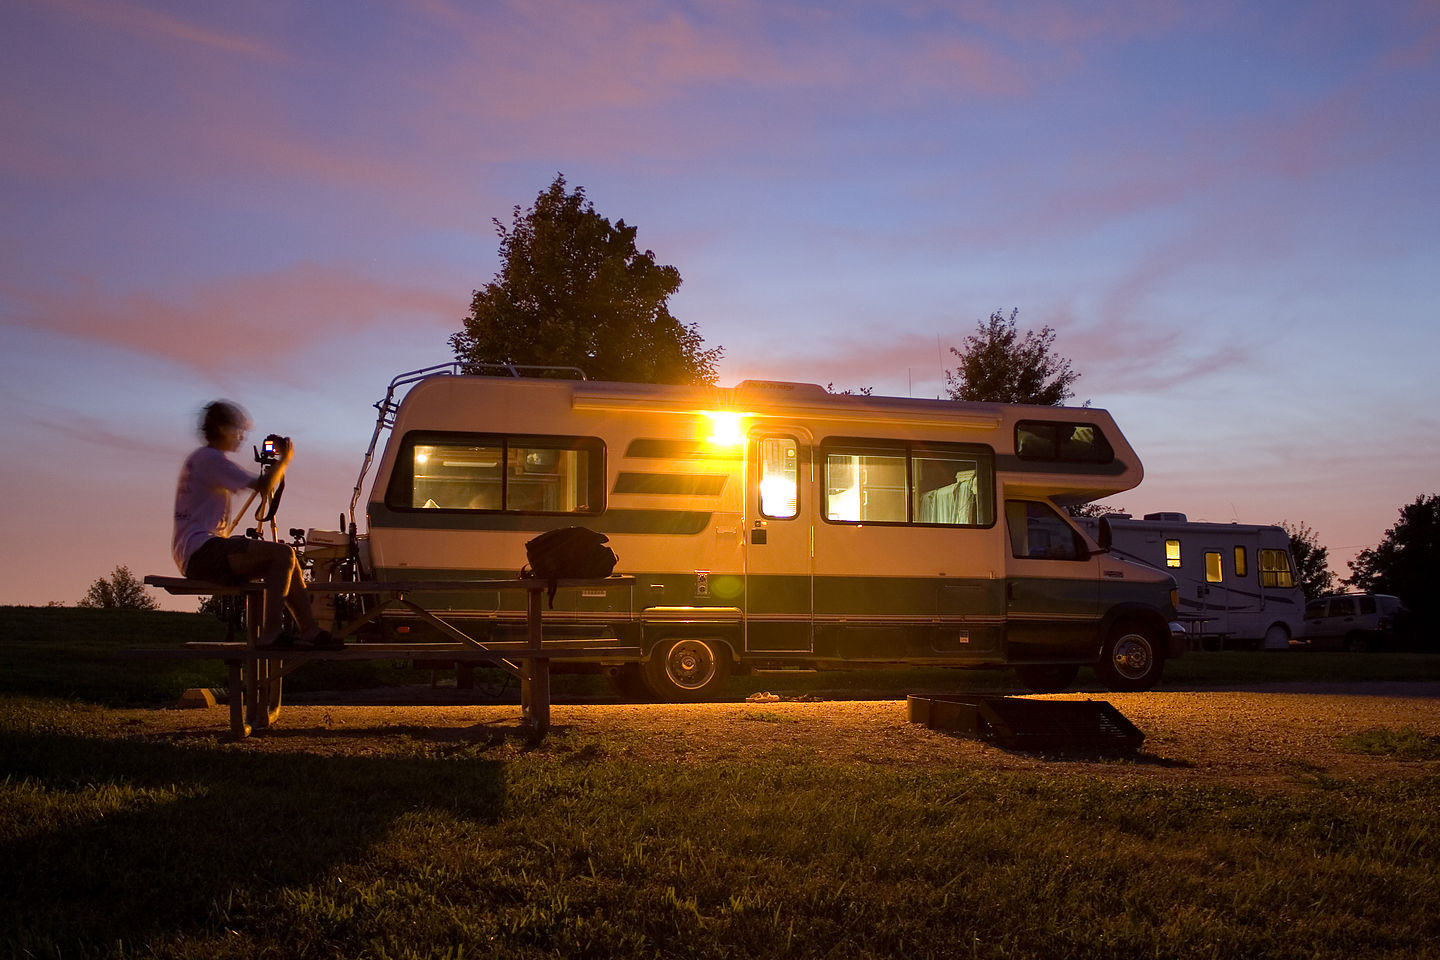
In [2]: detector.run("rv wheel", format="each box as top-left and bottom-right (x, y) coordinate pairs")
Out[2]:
(1016, 664), (1080, 694)
(1097, 623), (1164, 692)
(644, 637), (732, 702)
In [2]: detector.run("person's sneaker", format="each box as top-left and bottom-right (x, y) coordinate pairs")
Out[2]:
(308, 630), (344, 650)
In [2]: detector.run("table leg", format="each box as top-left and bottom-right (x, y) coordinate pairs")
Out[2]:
(524, 657), (551, 732)
(521, 587), (550, 732)
(227, 660), (250, 739)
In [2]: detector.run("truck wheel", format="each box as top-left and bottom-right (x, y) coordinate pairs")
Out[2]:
(1016, 664), (1080, 694)
(1096, 623), (1164, 692)
(1345, 631), (1368, 653)
(644, 637), (731, 702)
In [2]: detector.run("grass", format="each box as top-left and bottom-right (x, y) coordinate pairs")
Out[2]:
(2, 610), (1439, 957)
(2, 697), (1439, 959)
(1340, 727), (1440, 760)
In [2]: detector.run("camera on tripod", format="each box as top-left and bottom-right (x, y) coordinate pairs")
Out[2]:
(255, 434), (288, 466)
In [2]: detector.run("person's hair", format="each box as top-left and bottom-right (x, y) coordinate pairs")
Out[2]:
(200, 400), (251, 443)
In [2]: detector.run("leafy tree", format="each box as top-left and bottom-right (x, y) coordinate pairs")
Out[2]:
(1068, 502), (1126, 519)
(945, 308), (1081, 406)
(1281, 521), (1334, 602)
(1346, 494), (1440, 626)
(78, 565), (158, 611)
(451, 174), (723, 385)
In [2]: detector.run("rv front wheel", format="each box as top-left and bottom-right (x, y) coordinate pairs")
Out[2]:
(644, 637), (732, 702)
(1097, 623), (1164, 692)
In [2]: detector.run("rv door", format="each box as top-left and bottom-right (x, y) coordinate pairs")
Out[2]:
(1002, 500), (1099, 659)
(744, 430), (814, 653)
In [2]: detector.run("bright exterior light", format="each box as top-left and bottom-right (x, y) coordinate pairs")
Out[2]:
(703, 411), (746, 447)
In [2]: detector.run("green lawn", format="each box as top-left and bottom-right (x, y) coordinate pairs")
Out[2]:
(2, 696), (1438, 959)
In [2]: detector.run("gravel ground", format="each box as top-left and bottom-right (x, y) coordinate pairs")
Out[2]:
(129, 683), (1440, 791)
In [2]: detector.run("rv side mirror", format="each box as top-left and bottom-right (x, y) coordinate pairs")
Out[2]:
(1096, 517), (1114, 554)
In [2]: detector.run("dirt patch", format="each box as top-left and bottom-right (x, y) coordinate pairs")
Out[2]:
(127, 683), (1440, 791)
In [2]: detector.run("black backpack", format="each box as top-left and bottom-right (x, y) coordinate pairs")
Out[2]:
(521, 527), (618, 606)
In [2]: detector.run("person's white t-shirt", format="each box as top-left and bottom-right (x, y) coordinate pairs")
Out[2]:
(172, 446), (258, 573)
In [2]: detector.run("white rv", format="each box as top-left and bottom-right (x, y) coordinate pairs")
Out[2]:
(1075, 513), (1302, 649)
(316, 368), (1181, 699)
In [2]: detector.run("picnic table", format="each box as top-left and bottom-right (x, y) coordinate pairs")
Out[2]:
(139, 575), (639, 739)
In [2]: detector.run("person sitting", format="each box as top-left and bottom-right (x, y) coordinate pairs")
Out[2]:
(172, 400), (341, 650)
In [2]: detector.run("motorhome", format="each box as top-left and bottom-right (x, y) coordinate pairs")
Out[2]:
(1074, 513), (1302, 649)
(313, 367), (1181, 699)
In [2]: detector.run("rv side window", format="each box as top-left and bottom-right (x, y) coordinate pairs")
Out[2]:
(1015, 421), (1114, 464)
(821, 439), (993, 527)
(1205, 552), (1223, 583)
(825, 448), (906, 522)
(389, 433), (604, 515)
(1234, 546), (1248, 578)
(1005, 501), (1087, 561)
(757, 437), (798, 519)
(1165, 539), (1182, 567)
(1259, 549), (1294, 588)
(912, 447), (994, 526)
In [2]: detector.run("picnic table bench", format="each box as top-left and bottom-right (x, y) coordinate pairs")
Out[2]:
(138, 574), (639, 739)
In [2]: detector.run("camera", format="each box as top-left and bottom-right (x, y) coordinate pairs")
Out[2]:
(256, 434), (288, 465)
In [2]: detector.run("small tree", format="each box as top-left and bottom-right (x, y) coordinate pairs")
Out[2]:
(1281, 521), (1334, 602)
(451, 174), (723, 385)
(78, 565), (158, 611)
(945, 308), (1081, 406)
(1346, 494), (1440, 627)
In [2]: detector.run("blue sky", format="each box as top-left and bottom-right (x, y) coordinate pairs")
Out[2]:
(2, 0), (1437, 607)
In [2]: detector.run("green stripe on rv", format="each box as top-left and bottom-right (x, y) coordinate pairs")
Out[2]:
(367, 504), (712, 535)
(357, 570), (1159, 619)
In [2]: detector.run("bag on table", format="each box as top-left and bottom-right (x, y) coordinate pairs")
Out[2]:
(521, 526), (618, 606)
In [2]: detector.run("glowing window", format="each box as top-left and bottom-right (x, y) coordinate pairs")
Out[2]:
(1205, 552), (1223, 583)
(1259, 549), (1294, 588)
(825, 452), (906, 522)
(757, 437), (798, 519)
(821, 439), (993, 527)
(1165, 539), (1182, 568)
(390, 434), (603, 515)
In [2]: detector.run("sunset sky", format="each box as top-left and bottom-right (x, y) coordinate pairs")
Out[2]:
(2, 0), (1437, 609)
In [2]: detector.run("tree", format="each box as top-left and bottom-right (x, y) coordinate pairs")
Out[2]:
(1281, 521), (1334, 602)
(945, 308), (1080, 405)
(1346, 494), (1440, 626)
(450, 174), (723, 385)
(78, 565), (158, 610)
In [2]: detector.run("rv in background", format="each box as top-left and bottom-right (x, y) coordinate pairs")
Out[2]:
(314, 368), (1182, 699)
(1076, 513), (1302, 649)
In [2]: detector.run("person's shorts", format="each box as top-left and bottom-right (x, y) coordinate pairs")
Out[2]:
(183, 537), (254, 584)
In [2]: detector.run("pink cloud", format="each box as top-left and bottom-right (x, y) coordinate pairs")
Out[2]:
(38, 0), (287, 62)
(5, 264), (465, 372)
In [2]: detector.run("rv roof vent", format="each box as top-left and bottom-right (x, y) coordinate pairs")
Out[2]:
(734, 380), (829, 398)
(1143, 512), (1187, 522)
